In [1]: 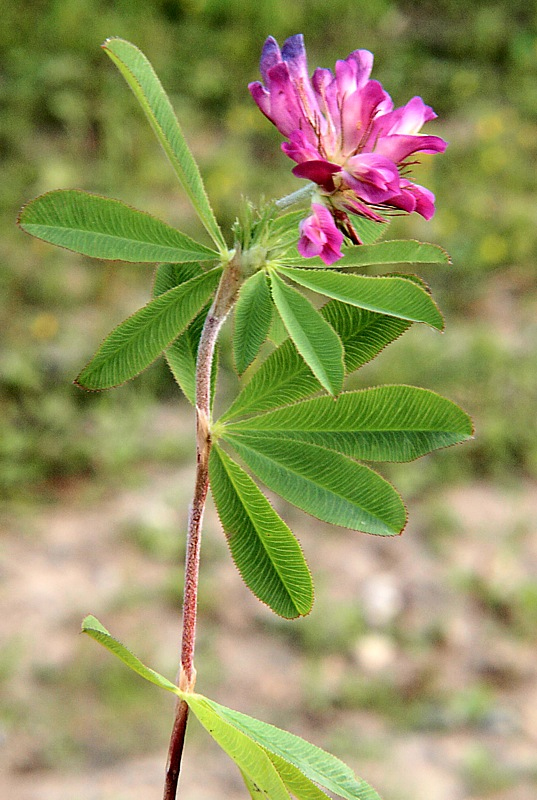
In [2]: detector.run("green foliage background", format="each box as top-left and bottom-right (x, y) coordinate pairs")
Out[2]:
(1, 1), (537, 795)
(2, 0), (537, 496)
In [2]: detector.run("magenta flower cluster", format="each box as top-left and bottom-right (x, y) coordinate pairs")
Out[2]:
(249, 34), (447, 264)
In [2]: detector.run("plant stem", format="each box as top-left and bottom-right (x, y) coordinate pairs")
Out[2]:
(275, 182), (315, 209)
(163, 698), (189, 799)
(163, 252), (241, 800)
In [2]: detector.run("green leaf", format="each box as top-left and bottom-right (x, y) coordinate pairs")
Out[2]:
(220, 302), (410, 423)
(268, 210), (304, 244)
(322, 301), (411, 374)
(186, 694), (291, 800)
(223, 433), (406, 536)
(278, 267), (444, 330)
(223, 339), (318, 422)
(79, 622), (382, 800)
(18, 190), (218, 263)
(267, 210), (308, 259)
(102, 38), (226, 252)
(209, 446), (313, 618)
(270, 271), (344, 395)
(76, 267), (221, 389)
(234, 271), (273, 375)
(267, 311), (288, 347)
(346, 212), (390, 246)
(241, 755), (331, 800)
(241, 770), (267, 799)
(285, 239), (449, 268)
(152, 261), (203, 296)
(227, 386), (474, 462)
(203, 698), (383, 800)
(81, 615), (180, 694)
(265, 752), (330, 799)
(152, 263), (216, 405)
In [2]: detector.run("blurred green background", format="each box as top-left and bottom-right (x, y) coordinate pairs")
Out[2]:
(1, 2), (537, 799)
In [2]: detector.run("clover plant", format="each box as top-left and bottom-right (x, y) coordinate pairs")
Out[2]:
(18, 34), (472, 800)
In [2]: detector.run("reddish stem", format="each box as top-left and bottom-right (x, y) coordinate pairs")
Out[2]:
(163, 699), (189, 800)
(163, 253), (241, 800)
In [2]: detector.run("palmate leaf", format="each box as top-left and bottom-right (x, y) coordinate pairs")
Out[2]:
(285, 239), (449, 268)
(83, 615), (282, 799)
(278, 267), (444, 330)
(102, 38), (226, 252)
(225, 386), (473, 462)
(270, 271), (344, 395)
(18, 190), (218, 263)
(209, 445), (313, 619)
(83, 616), (382, 800)
(153, 263), (217, 405)
(220, 301), (411, 422)
(76, 266), (221, 389)
(222, 433), (406, 536)
(234, 271), (273, 375)
(191, 690), (382, 800)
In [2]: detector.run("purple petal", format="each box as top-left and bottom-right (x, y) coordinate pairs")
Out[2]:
(338, 49), (375, 91)
(312, 66), (336, 115)
(259, 36), (283, 84)
(343, 153), (400, 203)
(377, 96), (437, 137)
(250, 36), (315, 138)
(310, 67), (340, 154)
(264, 62), (310, 137)
(374, 133), (447, 163)
(391, 181), (436, 219)
(281, 34), (308, 78)
(387, 187), (416, 214)
(292, 159), (341, 191)
(298, 203), (344, 265)
(248, 81), (271, 118)
(340, 80), (393, 156)
(334, 50), (375, 100)
(282, 130), (323, 164)
(280, 34), (325, 138)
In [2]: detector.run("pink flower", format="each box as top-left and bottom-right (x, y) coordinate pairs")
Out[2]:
(249, 35), (447, 260)
(298, 203), (344, 265)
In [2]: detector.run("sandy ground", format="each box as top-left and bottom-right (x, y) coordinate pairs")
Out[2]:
(1, 459), (537, 800)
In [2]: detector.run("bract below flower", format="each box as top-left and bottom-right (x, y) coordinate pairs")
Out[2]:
(298, 203), (344, 265)
(249, 35), (447, 260)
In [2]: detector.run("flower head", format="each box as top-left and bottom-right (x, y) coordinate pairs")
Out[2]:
(249, 35), (447, 263)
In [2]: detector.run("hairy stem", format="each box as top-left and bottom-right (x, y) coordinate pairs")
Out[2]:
(275, 182), (315, 209)
(163, 251), (241, 800)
